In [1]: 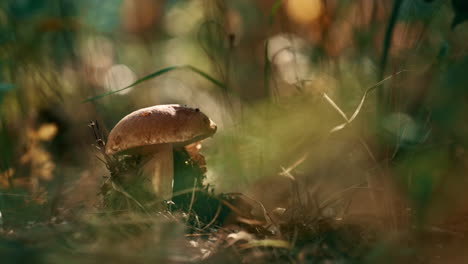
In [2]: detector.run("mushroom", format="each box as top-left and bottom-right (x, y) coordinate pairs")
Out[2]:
(105, 104), (217, 200)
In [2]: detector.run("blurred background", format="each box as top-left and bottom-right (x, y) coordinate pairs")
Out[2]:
(1, 0), (468, 263)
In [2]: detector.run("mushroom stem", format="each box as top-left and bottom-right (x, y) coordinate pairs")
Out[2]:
(140, 143), (173, 200)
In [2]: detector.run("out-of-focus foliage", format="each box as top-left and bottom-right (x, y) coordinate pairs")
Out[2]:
(1, 0), (468, 263)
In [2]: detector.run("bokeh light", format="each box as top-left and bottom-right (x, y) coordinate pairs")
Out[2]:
(103, 64), (137, 95)
(286, 0), (323, 24)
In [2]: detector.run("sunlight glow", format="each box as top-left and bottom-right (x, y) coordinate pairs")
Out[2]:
(268, 34), (312, 84)
(164, 0), (204, 37)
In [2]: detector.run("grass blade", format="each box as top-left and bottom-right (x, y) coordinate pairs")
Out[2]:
(323, 93), (349, 121)
(82, 65), (224, 103)
(264, 40), (271, 98)
(269, 0), (283, 25)
(185, 65), (225, 90)
(329, 70), (407, 133)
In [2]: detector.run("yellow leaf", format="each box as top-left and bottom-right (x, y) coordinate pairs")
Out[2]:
(0, 168), (14, 189)
(37, 123), (58, 141)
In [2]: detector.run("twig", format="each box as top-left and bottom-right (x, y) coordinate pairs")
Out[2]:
(201, 203), (222, 230)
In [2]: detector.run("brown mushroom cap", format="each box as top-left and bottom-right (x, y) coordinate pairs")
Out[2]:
(105, 104), (217, 155)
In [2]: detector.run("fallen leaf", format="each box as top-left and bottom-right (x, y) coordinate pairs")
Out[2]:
(36, 123), (58, 141)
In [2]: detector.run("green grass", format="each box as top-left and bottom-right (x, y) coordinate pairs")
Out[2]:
(1, 0), (468, 263)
